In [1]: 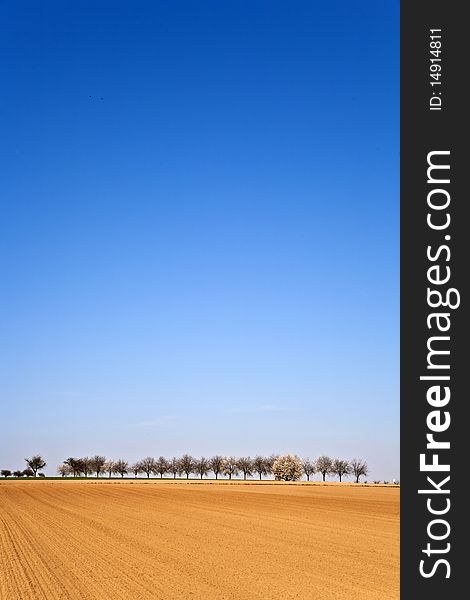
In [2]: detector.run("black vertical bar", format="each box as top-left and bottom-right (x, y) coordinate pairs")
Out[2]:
(401, 2), (466, 597)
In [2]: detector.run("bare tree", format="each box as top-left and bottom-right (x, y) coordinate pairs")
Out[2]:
(57, 464), (72, 477)
(331, 459), (351, 482)
(194, 457), (209, 479)
(302, 458), (316, 482)
(265, 454), (278, 477)
(237, 457), (253, 480)
(80, 457), (92, 478)
(130, 462), (142, 478)
(272, 454), (303, 481)
(103, 460), (116, 478)
(179, 455), (194, 479)
(315, 455), (333, 482)
(139, 457), (156, 478)
(154, 456), (169, 479)
(25, 455), (46, 477)
(64, 457), (83, 478)
(114, 459), (129, 478)
(89, 455), (107, 478)
(350, 458), (368, 483)
(1, 469), (11, 478)
(252, 455), (269, 480)
(168, 457), (179, 479)
(222, 457), (239, 480)
(209, 455), (224, 479)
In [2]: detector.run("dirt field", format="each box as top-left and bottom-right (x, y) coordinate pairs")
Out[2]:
(0, 480), (399, 600)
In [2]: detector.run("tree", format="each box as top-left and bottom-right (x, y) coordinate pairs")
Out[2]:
(252, 456), (268, 480)
(22, 468), (34, 477)
(1, 469), (11, 478)
(89, 455), (106, 478)
(222, 457), (239, 480)
(237, 457), (253, 480)
(272, 454), (303, 481)
(103, 460), (116, 478)
(331, 459), (351, 482)
(25, 455), (46, 477)
(57, 464), (72, 477)
(179, 455), (194, 479)
(265, 454), (278, 476)
(168, 457), (179, 479)
(38, 473), (46, 478)
(139, 457), (156, 478)
(302, 458), (316, 482)
(130, 462), (142, 478)
(80, 457), (92, 478)
(64, 457), (84, 478)
(209, 455), (224, 480)
(13, 470), (23, 478)
(194, 457), (209, 479)
(114, 459), (128, 478)
(154, 456), (169, 479)
(350, 458), (368, 483)
(315, 455), (333, 482)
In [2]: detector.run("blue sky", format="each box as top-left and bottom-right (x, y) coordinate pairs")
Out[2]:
(0, 1), (399, 480)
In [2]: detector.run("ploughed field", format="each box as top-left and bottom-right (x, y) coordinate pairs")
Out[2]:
(0, 480), (399, 600)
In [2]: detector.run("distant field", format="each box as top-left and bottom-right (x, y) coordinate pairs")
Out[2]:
(0, 480), (399, 599)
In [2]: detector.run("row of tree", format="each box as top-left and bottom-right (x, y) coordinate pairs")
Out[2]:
(1, 454), (369, 482)
(1, 455), (46, 479)
(1, 468), (42, 478)
(52, 454), (368, 482)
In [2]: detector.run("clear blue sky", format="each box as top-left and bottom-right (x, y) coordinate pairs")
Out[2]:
(0, 1), (399, 480)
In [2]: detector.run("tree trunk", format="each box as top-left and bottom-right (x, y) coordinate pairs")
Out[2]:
(186, 473), (189, 479)
(215, 473), (218, 479)
(322, 473), (326, 481)
(339, 474), (342, 482)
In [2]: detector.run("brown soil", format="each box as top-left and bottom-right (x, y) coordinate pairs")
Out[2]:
(0, 480), (399, 599)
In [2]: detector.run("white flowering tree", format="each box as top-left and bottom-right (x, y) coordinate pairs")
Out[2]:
(272, 454), (303, 481)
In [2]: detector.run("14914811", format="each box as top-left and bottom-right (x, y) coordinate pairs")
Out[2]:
(429, 29), (442, 111)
